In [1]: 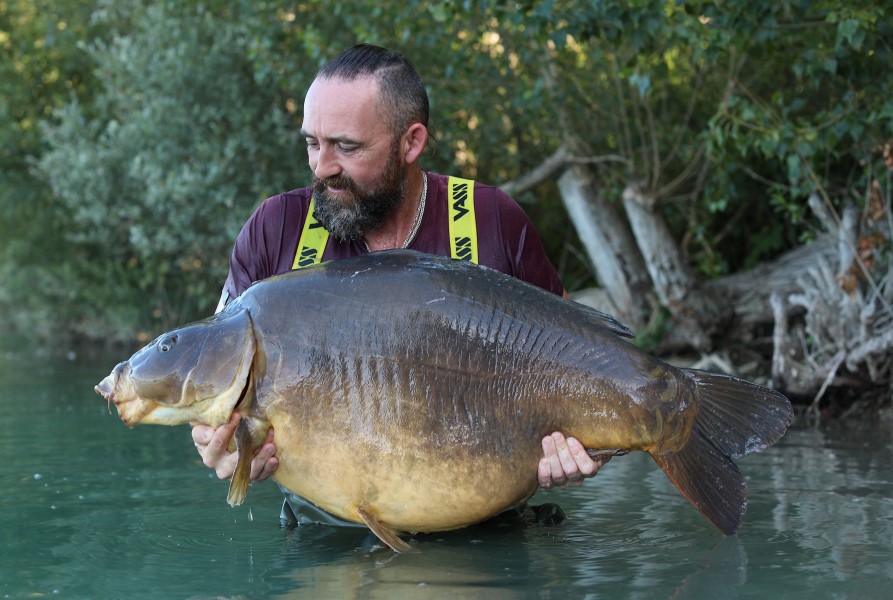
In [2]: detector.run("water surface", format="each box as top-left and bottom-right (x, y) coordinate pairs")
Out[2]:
(1, 340), (891, 598)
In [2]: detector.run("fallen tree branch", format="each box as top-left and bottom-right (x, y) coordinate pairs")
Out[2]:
(847, 327), (893, 367)
(807, 350), (846, 417)
(499, 145), (569, 197)
(499, 147), (631, 197)
(768, 176), (893, 405)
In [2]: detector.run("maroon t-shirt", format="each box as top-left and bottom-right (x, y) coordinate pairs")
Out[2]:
(222, 171), (564, 300)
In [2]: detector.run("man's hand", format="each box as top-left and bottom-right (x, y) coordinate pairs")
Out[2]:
(538, 431), (604, 489)
(191, 413), (278, 482)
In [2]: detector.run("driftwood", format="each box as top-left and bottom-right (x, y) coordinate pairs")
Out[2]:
(502, 143), (893, 407)
(543, 161), (841, 353)
(621, 183), (729, 351)
(556, 166), (651, 329)
(768, 191), (893, 410)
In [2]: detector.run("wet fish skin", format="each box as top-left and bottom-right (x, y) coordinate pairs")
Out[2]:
(96, 250), (793, 552)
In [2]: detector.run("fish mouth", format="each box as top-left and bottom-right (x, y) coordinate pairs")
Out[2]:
(94, 363), (123, 404)
(94, 380), (114, 404)
(94, 362), (157, 428)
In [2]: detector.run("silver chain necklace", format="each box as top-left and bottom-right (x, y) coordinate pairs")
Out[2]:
(401, 173), (427, 249)
(364, 173), (427, 251)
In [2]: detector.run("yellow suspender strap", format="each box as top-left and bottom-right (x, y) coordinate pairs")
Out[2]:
(292, 196), (330, 269)
(447, 176), (478, 263)
(294, 178), (478, 269)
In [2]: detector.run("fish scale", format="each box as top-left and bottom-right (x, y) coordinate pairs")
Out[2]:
(96, 249), (792, 553)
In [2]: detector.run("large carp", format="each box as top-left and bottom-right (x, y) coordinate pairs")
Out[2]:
(96, 250), (792, 552)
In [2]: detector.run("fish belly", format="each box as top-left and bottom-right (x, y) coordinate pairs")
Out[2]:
(268, 410), (541, 532)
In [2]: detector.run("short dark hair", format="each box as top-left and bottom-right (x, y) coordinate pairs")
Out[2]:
(316, 44), (429, 135)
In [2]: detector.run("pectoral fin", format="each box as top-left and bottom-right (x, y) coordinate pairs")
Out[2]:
(586, 448), (629, 465)
(356, 506), (415, 553)
(226, 414), (270, 507)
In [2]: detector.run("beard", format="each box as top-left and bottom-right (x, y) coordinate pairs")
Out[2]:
(311, 142), (407, 243)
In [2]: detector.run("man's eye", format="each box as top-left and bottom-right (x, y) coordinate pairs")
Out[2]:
(306, 140), (319, 150)
(339, 145), (357, 154)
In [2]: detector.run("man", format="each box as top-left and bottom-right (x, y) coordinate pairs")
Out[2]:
(192, 44), (604, 528)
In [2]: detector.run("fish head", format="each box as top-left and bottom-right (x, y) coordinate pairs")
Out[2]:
(95, 308), (256, 428)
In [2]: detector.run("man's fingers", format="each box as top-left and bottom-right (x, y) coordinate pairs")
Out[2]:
(538, 457), (553, 489)
(205, 413), (241, 458)
(567, 436), (599, 477)
(214, 452), (238, 480)
(191, 413), (241, 475)
(541, 434), (569, 488)
(539, 432), (603, 489)
(191, 424), (212, 446)
(552, 432), (583, 482)
(193, 417), (278, 483)
(254, 455), (279, 482)
(249, 428), (278, 482)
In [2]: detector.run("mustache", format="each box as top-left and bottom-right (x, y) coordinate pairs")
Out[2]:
(312, 174), (359, 195)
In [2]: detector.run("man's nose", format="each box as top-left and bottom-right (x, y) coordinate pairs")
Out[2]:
(313, 146), (341, 180)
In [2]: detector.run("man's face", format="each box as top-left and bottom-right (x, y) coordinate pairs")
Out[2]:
(311, 137), (406, 242)
(301, 76), (407, 242)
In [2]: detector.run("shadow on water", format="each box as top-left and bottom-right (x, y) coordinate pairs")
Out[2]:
(1, 338), (892, 598)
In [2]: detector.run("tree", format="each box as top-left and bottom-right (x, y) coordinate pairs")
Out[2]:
(0, 0), (102, 339)
(33, 2), (302, 341)
(5, 0), (892, 407)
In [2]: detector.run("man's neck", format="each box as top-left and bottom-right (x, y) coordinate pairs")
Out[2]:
(364, 168), (426, 252)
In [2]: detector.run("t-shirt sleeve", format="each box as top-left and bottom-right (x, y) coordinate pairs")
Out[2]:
(223, 194), (294, 301)
(483, 186), (565, 296)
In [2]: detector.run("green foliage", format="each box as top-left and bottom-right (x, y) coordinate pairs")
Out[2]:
(0, 0), (97, 174)
(0, 0), (105, 339)
(705, 1), (892, 206)
(29, 2), (300, 341)
(2, 0), (891, 341)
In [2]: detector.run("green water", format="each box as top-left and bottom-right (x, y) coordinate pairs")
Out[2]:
(1, 341), (891, 599)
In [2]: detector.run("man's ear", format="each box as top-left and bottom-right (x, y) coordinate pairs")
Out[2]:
(402, 123), (428, 164)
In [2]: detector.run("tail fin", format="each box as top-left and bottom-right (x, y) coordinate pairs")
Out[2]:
(651, 370), (793, 535)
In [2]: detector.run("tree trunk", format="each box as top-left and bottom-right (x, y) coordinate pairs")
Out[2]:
(705, 234), (837, 336)
(557, 166), (651, 328)
(621, 184), (729, 351)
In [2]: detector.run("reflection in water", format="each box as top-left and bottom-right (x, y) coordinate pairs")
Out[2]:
(668, 537), (748, 600)
(764, 422), (893, 585)
(276, 527), (541, 599)
(1, 343), (892, 598)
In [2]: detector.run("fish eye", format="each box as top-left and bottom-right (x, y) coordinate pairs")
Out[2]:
(158, 335), (178, 352)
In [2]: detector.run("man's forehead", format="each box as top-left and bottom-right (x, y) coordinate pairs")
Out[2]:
(304, 76), (381, 115)
(302, 76), (384, 137)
